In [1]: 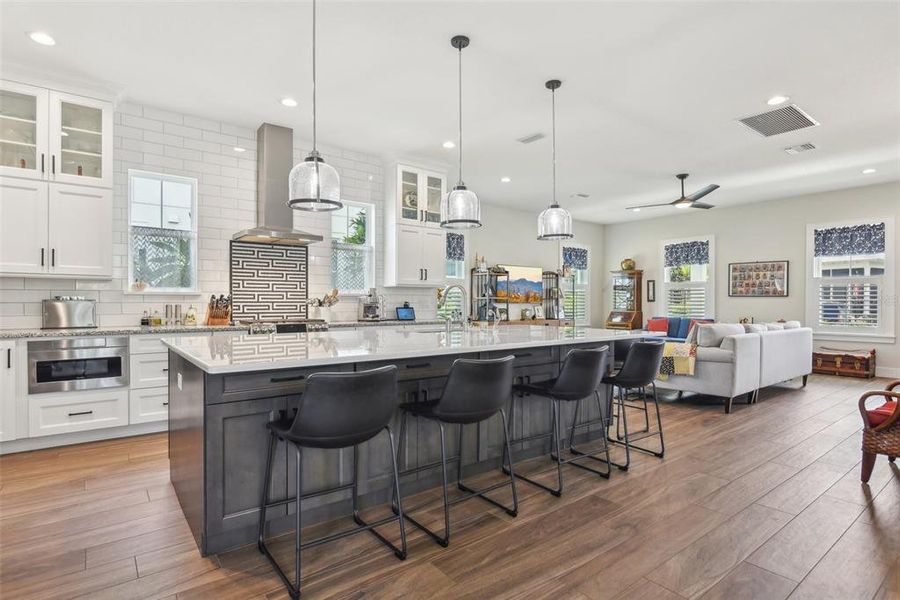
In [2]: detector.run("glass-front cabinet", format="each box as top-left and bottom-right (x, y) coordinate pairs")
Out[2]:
(0, 81), (48, 180)
(395, 164), (446, 228)
(0, 80), (112, 188)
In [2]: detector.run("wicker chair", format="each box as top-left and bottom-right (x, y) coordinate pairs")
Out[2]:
(859, 380), (899, 483)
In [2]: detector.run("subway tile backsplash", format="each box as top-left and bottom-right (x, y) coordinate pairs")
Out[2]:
(0, 101), (438, 329)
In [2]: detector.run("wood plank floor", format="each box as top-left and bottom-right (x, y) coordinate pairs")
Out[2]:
(1, 374), (898, 599)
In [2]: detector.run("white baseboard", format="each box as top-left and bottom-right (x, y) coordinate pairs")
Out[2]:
(0, 421), (167, 455)
(875, 366), (900, 378)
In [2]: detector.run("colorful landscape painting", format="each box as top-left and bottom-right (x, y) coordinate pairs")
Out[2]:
(498, 265), (543, 304)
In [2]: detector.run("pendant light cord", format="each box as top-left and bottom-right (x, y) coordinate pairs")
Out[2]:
(312, 0), (320, 201)
(551, 87), (557, 207)
(457, 44), (463, 185)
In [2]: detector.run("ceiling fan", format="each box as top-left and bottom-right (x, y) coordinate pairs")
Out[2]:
(627, 174), (720, 212)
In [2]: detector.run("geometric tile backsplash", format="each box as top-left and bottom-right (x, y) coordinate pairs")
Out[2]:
(230, 241), (308, 321)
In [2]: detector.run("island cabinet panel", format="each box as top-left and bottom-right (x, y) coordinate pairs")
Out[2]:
(211, 364), (353, 404)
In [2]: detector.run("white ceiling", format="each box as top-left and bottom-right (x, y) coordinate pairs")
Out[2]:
(2, 1), (898, 224)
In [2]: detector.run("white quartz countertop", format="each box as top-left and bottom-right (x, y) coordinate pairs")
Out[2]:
(162, 326), (646, 374)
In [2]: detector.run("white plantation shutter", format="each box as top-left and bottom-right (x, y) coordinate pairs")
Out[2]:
(564, 287), (588, 323)
(665, 286), (707, 318)
(662, 237), (714, 320)
(817, 282), (879, 328)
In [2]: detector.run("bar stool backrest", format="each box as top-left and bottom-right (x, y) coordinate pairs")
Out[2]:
(289, 365), (398, 448)
(614, 341), (665, 388)
(433, 355), (515, 424)
(551, 346), (610, 400)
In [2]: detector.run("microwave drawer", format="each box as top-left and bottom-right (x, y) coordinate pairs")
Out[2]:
(29, 390), (129, 437)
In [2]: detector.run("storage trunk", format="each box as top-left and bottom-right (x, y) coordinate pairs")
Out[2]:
(812, 348), (876, 378)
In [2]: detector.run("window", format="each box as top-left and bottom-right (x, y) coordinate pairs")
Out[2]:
(806, 219), (894, 339)
(330, 201), (374, 295)
(562, 245), (590, 325)
(438, 233), (466, 320)
(661, 236), (714, 318)
(128, 170), (198, 293)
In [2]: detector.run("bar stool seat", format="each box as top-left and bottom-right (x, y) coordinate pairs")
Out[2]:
(394, 355), (519, 548)
(507, 346), (612, 497)
(257, 365), (407, 600)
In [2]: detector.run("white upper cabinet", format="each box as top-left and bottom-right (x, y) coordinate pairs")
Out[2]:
(386, 225), (447, 287)
(395, 164), (446, 228)
(0, 177), (48, 274)
(48, 183), (112, 277)
(0, 80), (113, 188)
(0, 81), (49, 181)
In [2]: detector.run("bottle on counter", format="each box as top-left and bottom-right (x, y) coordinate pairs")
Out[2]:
(140, 310), (151, 327)
(151, 310), (163, 327)
(185, 304), (198, 326)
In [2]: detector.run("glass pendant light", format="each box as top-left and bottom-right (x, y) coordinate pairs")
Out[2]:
(440, 35), (482, 229)
(288, 0), (342, 212)
(537, 79), (573, 240)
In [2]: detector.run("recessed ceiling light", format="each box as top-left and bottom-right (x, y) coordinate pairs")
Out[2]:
(766, 95), (789, 106)
(500, 176), (511, 183)
(233, 146), (246, 153)
(631, 207), (640, 212)
(280, 97), (298, 107)
(442, 140), (456, 149)
(29, 31), (56, 46)
(862, 168), (876, 174)
(60, 131), (68, 137)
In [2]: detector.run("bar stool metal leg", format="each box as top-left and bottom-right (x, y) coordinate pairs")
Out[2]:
(564, 390), (613, 479)
(608, 382), (666, 460)
(351, 429), (408, 559)
(606, 386), (632, 471)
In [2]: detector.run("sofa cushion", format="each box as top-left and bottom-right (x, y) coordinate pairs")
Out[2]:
(647, 317), (669, 333)
(697, 323), (745, 347)
(782, 320), (801, 329)
(667, 317), (683, 338)
(765, 323), (785, 331)
(696, 346), (734, 363)
(744, 323), (767, 333)
(868, 401), (897, 427)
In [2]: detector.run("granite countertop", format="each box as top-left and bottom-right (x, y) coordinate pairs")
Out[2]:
(162, 326), (645, 374)
(0, 324), (249, 340)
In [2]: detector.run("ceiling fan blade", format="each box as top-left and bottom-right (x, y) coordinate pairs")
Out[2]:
(686, 184), (719, 202)
(690, 202), (714, 209)
(625, 202), (675, 210)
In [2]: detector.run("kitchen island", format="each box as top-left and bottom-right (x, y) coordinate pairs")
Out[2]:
(164, 326), (645, 555)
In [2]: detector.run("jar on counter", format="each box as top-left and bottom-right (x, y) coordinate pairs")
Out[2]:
(151, 310), (163, 327)
(185, 304), (198, 326)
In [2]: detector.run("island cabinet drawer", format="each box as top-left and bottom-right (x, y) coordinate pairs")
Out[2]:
(129, 388), (168, 424)
(212, 364), (354, 403)
(29, 390), (129, 437)
(359, 354), (465, 381)
(483, 345), (558, 368)
(130, 352), (170, 389)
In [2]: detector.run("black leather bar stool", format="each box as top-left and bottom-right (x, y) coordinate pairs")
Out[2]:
(393, 355), (518, 547)
(257, 365), (406, 600)
(603, 340), (666, 471)
(507, 346), (612, 497)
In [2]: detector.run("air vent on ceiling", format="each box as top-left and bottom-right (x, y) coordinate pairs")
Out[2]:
(784, 142), (817, 155)
(517, 132), (546, 144)
(738, 104), (819, 137)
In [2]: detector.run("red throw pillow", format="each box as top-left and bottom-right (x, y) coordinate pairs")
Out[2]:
(868, 401), (897, 427)
(689, 318), (713, 331)
(647, 318), (669, 333)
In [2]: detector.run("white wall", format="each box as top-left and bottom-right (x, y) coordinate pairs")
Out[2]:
(602, 181), (900, 375)
(466, 203), (606, 325)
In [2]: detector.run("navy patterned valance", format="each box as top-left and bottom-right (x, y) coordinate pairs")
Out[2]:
(446, 232), (465, 262)
(563, 246), (588, 270)
(814, 222), (885, 257)
(664, 240), (709, 267)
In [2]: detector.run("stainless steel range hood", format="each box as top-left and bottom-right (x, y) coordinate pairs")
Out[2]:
(232, 123), (324, 246)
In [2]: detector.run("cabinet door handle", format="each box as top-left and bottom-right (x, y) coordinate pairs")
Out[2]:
(51, 155), (56, 174)
(40, 248), (45, 267)
(162, 401), (169, 406)
(161, 368), (169, 372)
(405, 362), (432, 370)
(7, 348), (10, 369)
(41, 153), (45, 173)
(419, 269), (423, 281)
(271, 374), (305, 383)
(424, 269), (428, 280)
(51, 249), (55, 267)
(514, 352), (533, 359)
(68, 410), (93, 417)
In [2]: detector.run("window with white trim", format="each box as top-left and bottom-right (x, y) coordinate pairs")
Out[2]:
(562, 245), (590, 325)
(806, 219), (894, 339)
(128, 170), (198, 293)
(438, 233), (465, 320)
(661, 236), (714, 319)
(330, 201), (374, 295)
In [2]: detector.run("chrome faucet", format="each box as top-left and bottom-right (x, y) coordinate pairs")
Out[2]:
(438, 283), (469, 335)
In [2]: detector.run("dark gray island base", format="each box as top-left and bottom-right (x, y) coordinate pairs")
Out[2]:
(166, 329), (640, 555)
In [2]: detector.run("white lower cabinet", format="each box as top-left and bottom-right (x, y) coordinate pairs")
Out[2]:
(130, 352), (169, 389)
(129, 387), (168, 424)
(29, 389), (129, 437)
(0, 341), (17, 441)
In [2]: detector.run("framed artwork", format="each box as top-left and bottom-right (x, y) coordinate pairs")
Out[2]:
(728, 260), (789, 297)
(647, 279), (656, 303)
